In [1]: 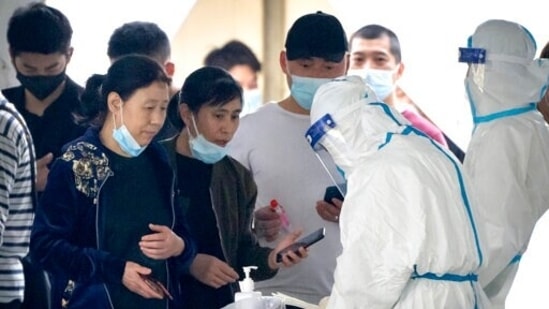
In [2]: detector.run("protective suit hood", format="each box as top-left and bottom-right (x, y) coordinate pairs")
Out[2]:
(309, 76), (410, 173)
(463, 19), (549, 120)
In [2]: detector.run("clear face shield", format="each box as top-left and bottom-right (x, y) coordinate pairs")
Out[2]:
(305, 114), (351, 198)
(459, 47), (486, 90)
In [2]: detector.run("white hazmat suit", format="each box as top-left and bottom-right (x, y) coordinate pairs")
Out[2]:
(461, 19), (549, 308)
(307, 76), (489, 308)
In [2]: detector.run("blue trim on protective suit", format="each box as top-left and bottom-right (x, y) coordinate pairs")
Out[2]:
(378, 133), (394, 150)
(369, 102), (403, 126)
(473, 103), (537, 125)
(412, 265), (478, 282)
(412, 265), (480, 309)
(510, 254), (522, 265)
(466, 82), (538, 132)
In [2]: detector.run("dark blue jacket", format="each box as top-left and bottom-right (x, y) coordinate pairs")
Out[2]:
(30, 128), (196, 308)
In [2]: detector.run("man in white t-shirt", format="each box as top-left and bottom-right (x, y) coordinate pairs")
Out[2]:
(227, 11), (348, 304)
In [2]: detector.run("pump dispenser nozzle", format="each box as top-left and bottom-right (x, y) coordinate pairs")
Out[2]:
(239, 266), (258, 292)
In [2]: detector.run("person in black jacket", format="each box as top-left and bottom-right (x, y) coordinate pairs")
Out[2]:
(30, 55), (196, 309)
(2, 2), (87, 193)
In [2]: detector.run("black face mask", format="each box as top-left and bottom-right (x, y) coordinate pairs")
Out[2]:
(16, 71), (66, 100)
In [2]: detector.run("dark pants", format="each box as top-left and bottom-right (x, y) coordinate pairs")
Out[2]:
(0, 299), (22, 309)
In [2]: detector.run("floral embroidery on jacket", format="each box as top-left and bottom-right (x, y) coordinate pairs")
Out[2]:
(62, 142), (111, 199)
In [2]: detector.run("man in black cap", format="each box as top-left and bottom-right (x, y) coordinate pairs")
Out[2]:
(228, 11), (348, 304)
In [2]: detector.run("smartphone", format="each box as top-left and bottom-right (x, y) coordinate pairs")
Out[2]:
(323, 185), (345, 204)
(140, 274), (173, 300)
(276, 227), (326, 263)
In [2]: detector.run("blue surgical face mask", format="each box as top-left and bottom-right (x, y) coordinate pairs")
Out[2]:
(112, 106), (146, 157)
(290, 75), (332, 110)
(242, 88), (262, 116)
(188, 115), (227, 164)
(347, 68), (396, 100)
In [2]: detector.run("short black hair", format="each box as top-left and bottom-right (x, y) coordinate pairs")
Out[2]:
(204, 40), (261, 72)
(180, 66), (242, 112)
(170, 67), (241, 131)
(108, 21), (171, 64)
(7, 2), (73, 55)
(350, 24), (402, 64)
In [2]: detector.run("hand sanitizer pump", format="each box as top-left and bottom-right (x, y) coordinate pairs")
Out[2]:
(234, 266), (262, 308)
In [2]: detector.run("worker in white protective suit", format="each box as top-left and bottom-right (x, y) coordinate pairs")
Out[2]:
(459, 19), (549, 308)
(306, 75), (490, 309)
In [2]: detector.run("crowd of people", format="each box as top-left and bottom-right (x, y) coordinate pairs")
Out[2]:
(1, 2), (549, 309)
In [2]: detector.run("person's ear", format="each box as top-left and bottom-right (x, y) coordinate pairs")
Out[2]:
(179, 103), (192, 128)
(395, 62), (405, 81)
(344, 52), (351, 74)
(65, 47), (74, 64)
(107, 92), (122, 113)
(279, 51), (288, 74)
(164, 61), (175, 77)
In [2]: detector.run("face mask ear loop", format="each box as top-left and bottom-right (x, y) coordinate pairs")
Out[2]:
(190, 114), (201, 138)
(112, 102), (125, 130)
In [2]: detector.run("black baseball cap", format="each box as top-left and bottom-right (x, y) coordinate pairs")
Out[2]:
(285, 11), (348, 62)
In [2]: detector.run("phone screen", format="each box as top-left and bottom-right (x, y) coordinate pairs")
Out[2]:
(276, 227), (326, 262)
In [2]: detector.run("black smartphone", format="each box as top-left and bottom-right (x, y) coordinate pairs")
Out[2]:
(323, 185), (344, 204)
(140, 274), (173, 300)
(276, 227), (326, 263)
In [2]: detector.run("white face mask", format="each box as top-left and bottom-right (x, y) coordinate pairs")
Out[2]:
(347, 67), (397, 100)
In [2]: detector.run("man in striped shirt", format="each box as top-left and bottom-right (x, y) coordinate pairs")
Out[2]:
(0, 93), (35, 308)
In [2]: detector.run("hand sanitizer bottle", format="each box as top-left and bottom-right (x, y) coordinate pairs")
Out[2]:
(234, 266), (262, 308)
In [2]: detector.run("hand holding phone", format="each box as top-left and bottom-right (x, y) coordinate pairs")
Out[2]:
(140, 274), (173, 300)
(323, 185), (345, 204)
(276, 227), (325, 263)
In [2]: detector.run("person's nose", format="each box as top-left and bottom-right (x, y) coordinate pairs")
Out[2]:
(150, 109), (166, 126)
(363, 60), (373, 69)
(221, 118), (237, 136)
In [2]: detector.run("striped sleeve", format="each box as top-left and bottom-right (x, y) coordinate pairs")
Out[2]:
(0, 102), (34, 303)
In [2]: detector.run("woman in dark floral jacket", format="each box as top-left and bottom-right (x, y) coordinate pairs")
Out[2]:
(30, 55), (196, 309)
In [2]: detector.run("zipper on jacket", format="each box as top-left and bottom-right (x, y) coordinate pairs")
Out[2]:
(95, 171), (116, 309)
(209, 187), (230, 264)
